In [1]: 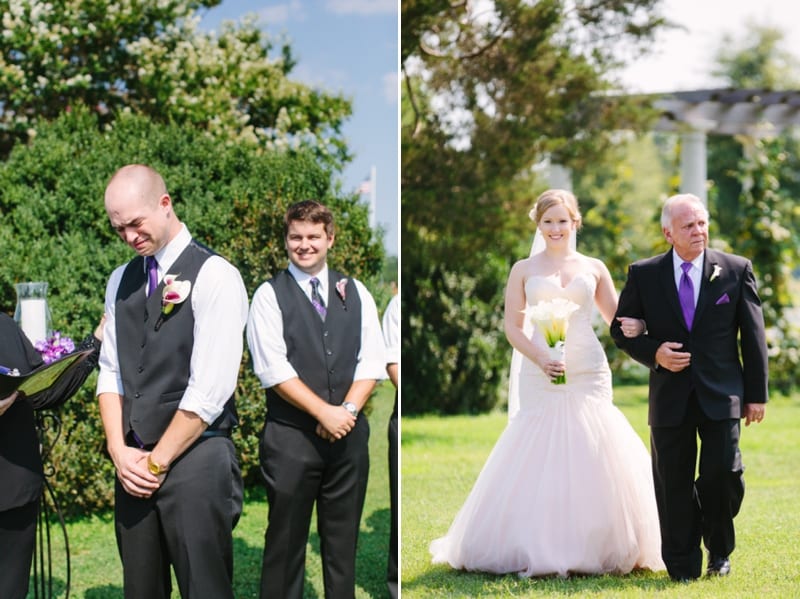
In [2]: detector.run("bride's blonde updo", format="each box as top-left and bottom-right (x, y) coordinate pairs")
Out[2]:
(528, 189), (582, 230)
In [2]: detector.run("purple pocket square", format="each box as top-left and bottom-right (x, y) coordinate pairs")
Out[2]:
(715, 293), (730, 305)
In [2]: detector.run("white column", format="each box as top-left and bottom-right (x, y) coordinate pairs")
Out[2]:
(680, 129), (707, 206)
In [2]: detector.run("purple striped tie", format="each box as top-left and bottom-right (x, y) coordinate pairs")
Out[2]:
(679, 262), (695, 330)
(146, 256), (159, 296)
(310, 277), (327, 320)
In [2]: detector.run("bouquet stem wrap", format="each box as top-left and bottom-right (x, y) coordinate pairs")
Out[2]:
(547, 341), (567, 385)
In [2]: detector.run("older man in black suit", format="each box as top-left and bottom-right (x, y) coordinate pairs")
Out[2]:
(611, 193), (768, 582)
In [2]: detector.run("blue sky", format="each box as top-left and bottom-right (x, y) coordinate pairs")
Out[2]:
(199, 0), (398, 256)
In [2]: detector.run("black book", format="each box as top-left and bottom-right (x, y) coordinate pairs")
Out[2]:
(0, 348), (95, 400)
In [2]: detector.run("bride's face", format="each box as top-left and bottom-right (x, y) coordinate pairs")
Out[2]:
(538, 204), (575, 248)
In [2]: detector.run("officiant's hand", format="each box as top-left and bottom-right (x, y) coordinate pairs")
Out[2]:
(0, 391), (18, 416)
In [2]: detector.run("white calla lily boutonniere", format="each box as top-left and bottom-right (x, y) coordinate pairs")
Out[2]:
(710, 264), (722, 282)
(155, 274), (191, 330)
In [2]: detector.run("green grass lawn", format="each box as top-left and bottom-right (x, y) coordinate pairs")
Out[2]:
(402, 385), (800, 598)
(28, 381), (395, 599)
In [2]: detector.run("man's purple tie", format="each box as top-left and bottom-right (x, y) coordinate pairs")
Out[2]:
(310, 277), (327, 320)
(679, 262), (695, 330)
(146, 256), (159, 296)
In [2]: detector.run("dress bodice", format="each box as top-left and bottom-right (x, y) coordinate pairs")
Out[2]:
(521, 271), (608, 381)
(524, 271), (596, 327)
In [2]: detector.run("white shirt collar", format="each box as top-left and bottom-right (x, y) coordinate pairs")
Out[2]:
(142, 224), (191, 277)
(288, 262), (329, 297)
(672, 249), (704, 273)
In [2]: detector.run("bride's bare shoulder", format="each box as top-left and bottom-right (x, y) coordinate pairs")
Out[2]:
(510, 255), (544, 277)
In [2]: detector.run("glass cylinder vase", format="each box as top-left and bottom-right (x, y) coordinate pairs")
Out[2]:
(14, 281), (52, 345)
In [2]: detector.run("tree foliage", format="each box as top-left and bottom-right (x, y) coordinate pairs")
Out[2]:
(0, 108), (383, 514)
(705, 24), (800, 393)
(0, 0), (352, 167)
(401, 0), (668, 413)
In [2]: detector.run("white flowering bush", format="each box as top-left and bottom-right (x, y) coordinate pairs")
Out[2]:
(0, 0), (351, 167)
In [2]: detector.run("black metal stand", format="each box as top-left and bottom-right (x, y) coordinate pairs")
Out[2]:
(33, 411), (70, 599)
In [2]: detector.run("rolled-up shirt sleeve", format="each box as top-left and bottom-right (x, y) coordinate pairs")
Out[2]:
(96, 265), (126, 397)
(246, 281), (299, 389)
(382, 294), (399, 366)
(353, 280), (387, 381)
(180, 256), (248, 424)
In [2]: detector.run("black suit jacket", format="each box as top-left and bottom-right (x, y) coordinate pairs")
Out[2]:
(0, 313), (45, 510)
(611, 248), (768, 427)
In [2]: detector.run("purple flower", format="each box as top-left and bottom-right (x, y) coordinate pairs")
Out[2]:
(34, 331), (75, 364)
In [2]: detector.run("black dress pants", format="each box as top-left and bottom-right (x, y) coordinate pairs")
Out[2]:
(259, 417), (370, 599)
(650, 393), (744, 580)
(0, 500), (39, 599)
(114, 437), (243, 599)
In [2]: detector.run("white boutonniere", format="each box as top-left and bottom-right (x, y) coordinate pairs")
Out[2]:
(335, 278), (348, 309)
(155, 274), (191, 330)
(710, 264), (722, 282)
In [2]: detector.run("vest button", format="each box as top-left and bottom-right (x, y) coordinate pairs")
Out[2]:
(328, 369), (334, 374)
(323, 331), (329, 337)
(137, 366), (144, 373)
(134, 392), (141, 398)
(326, 350), (333, 356)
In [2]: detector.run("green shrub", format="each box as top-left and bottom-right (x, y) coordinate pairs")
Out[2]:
(0, 107), (384, 515)
(402, 251), (509, 415)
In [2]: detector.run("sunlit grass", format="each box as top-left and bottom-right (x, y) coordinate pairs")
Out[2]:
(27, 382), (395, 598)
(402, 385), (800, 597)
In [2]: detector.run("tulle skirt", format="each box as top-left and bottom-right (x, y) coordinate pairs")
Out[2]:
(430, 370), (664, 577)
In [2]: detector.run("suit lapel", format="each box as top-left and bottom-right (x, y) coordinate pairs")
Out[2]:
(693, 250), (718, 325)
(659, 249), (688, 330)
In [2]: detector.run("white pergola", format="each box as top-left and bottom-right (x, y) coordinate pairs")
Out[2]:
(653, 88), (800, 204)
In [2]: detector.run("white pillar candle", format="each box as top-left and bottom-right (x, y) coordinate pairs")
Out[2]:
(19, 298), (48, 344)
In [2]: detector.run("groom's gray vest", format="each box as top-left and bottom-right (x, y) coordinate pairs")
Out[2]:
(265, 268), (361, 431)
(116, 241), (237, 446)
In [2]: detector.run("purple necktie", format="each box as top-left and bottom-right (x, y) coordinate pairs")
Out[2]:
(146, 256), (159, 296)
(679, 262), (695, 330)
(310, 277), (327, 320)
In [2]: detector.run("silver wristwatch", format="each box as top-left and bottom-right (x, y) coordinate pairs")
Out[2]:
(342, 401), (358, 417)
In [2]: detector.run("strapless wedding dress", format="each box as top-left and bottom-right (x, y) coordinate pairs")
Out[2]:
(430, 272), (664, 577)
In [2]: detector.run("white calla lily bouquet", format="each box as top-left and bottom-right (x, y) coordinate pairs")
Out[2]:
(528, 297), (580, 384)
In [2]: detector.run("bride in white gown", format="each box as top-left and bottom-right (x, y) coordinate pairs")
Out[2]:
(430, 189), (665, 577)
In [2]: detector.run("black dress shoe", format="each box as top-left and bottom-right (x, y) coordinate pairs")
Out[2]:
(706, 554), (731, 576)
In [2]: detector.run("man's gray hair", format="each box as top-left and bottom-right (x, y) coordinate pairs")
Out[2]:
(661, 193), (709, 229)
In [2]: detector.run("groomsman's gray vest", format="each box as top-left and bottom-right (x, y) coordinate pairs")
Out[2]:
(266, 269), (361, 431)
(116, 241), (237, 446)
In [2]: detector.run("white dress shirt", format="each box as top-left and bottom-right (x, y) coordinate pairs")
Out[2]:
(382, 294), (399, 366)
(96, 224), (249, 425)
(672, 250), (703, 307)
(246, 262), (386, 389)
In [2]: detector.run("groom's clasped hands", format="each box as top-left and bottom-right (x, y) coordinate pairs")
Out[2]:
(315, 398), (357, 442)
